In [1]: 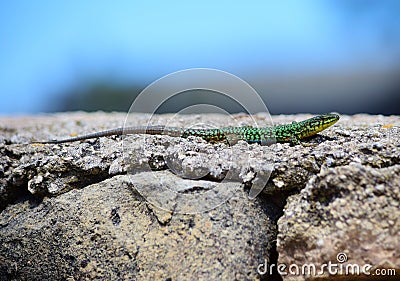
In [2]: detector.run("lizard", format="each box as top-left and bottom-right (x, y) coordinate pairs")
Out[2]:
(32, 113), (339, 146)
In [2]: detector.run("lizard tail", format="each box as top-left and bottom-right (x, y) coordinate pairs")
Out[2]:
(31, 126), (184, 144)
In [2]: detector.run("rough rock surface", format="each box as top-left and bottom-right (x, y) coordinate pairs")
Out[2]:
(276, 115), (400, 281)
(0, 112), (399, 280)
(1, 174), (277, 280)
(277, 164), (400, 280)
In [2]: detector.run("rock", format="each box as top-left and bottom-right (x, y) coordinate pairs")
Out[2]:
(277, 163), (400, 280)
(0, 174), (278, 280)
(0, 112), (399, 280)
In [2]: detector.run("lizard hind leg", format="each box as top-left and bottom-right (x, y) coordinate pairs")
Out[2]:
(289, 135), (301, 146)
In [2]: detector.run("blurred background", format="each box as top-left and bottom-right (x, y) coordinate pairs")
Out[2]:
(1, 1), (399, 116)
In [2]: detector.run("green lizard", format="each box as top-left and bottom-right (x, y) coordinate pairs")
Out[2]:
(33, 114), (339, 146)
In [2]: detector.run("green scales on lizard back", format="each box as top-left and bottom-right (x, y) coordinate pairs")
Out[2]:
(181, 113), (339, 145)
(33, 114), (340, 146)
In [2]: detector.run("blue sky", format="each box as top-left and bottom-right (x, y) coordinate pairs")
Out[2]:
(0, 1), (399, 114)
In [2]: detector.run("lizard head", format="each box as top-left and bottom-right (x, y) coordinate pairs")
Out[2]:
(298, 113), (340, 138)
